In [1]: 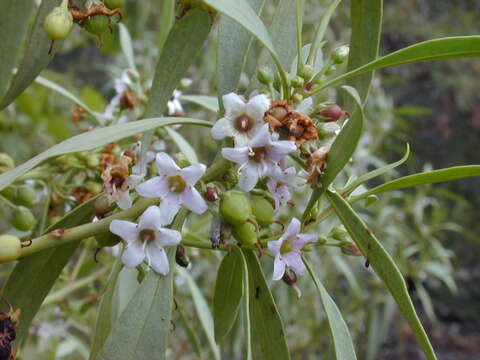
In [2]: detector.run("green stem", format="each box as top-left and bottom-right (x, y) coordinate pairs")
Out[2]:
(296, 0), (305, 75)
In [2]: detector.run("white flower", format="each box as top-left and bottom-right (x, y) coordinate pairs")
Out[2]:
(167, 89), (185, 116)
(267, 166), (296, 209)
(136, 152), (208, 224)
(110, 206), (181, 275)
(103, 69), (135, 122)
(267, 218), (316, 281)
(222, 124), (296, 191)
(211, 92), (271, 147)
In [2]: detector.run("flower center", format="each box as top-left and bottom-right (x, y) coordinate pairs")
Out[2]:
(168, 175), (187, 193)
(111, 172), (125, 188)
(233, 115), (254, 132)
(280, 238), (293, 254)
(249, 147), (267, 163)
(139, 229), (156, 243)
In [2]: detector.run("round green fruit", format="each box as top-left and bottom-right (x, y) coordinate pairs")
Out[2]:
(85, 14), (110, 35)
(219, 191), (252, 226)
(43, 5), (73, 40)
(104, 0), (125, 9)
(231, 222), (257, 246)
(0, 235), (21, 263)
(16, 185), (36, 207)
(251, 196), (275, 226)
(12, 206), (37, 232)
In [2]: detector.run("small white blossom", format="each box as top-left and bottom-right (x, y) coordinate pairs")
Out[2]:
(167, 89), (185, 116)
(222, 124), (296, 191)
(267, 218), (316, 281)
(110, 206), (181, 275)
(136, 152), (208, 224)
(211, 92), (270, 147)
(267, 166), (296, 209)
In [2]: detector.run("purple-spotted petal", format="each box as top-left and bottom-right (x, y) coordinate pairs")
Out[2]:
(110, 220), (138, 243)
(136, 176), (169, 198)
(121, 240), (145, 268)
(156, 152), (180, 176)
(155, 228), (182, 248)
(223, 93), (246, 118)
(267, 238), (284, 256)
(284, 218), (301, 238)
(248, 124), (271, 148)
(292, 234), (317, 251)
(180, 164), (206, 186)
(222, 147), (249, 164)
(267, 140), (297, 162)
(211, 117), (235, 140)
(282, 251), (306, 275)
(138, 206), (163, 230)
(238, 163), (260, 191)
(272, 256), (286, 281)
(159, 193), (181, 225)
(246, 94), (270, 121)
(181, 187), (208, 214)
(146, 244), (170, 275)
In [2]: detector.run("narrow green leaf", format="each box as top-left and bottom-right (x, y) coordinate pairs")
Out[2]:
(242, 249), (291, 360)
(0, 117), (212, 191)
(118, 24), (137, 73)
(89, 258), (123, 360)
(177, 302), (203, 357)
(352, 165), (480, 202)
(179, 95), (219, 113)
(327, 190), (437, 360)
(180, 268), (221, 360)
(165, 128), (199, 165)
(157, 0), (175, 52)
(315, 36), (480, 93)
(0, 0), (35, 103)
(217, 0), (265, 102)
(267, 0), (297, 69)
(342, 143), (410, 196)
(347, 0), (383, 103)
(213, 246), (244, 343)
(0, 0), (58, 109)
(304, 257), (357, 360)
(1, 195), (99, 341)
(237, 248), (252, 360)
(98, 267), (174, 360)
(322, 85), (364, 189)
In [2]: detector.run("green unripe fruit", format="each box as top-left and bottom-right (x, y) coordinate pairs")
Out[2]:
(0, 153), (14, 169)
(291, 75), (305, 88)
(231, 222), (257, 246)
(85, 181), (103, 195)
(251, 196), (275, 226)
(0, 187), (16, 201)
(331, 45), (349, 64)
(300, 64), (314, 81)
(220, 191), (252, 226)
(104, 0), (125, 9)
(257, 67), (274, 85)
(43, 0), (74, 40)
(0, 235), (21, 263)
(85, 14), (110, 35)
(86, 154), (100, 168)
(293, 93), (303, 104)
(16, 185), (36, 207)
(12, 206), (37, 232)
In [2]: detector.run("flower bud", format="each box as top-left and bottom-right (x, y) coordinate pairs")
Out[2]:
(0, 235), (21, 263)
(324, 65), (337, 76)
(204, 186), (218, 202)
(220, 191), (252, 226)
(85, 181), (103, 195)
(292, 93), (303, 104)
(282, 268), (302, 298)
(257, 67), (274, 85)
(221, 167), (238, 189)
(175, 245), (190, 268)
(299, 64), (314, 81)
(231, 221), (257, 246)
(251, 196), (274, 227)
(85, 14), (110, 35)
(329, 225), (349, 242)
(43, 0), (73, 40)
(331, 45), (349, 64)
(291, 76), (305, 89)
(86, 154), (100, 168)
(0, 153), (14, 169)
(16, 185), (36, 208)
(316, 122), (340, 139)
(175, 153), (190, 168)
(12, 206), (37, 232)
(104, 0), (125, 9)
(318, 104), (345, 122)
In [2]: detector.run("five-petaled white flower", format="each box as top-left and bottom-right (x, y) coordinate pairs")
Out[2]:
(222, 124), (296, 191)
(136, 152), (208, 224)
(267, 166), (296, 209)
(267, 218), (316, 281)
(110, 206), (181, 275)
(211, 92), (271, 147)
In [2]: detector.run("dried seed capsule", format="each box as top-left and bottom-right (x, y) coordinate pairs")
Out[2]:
(85, 14), (110, 35)
(12, 206), (37, 232)
(43, 0), (73, 40)
(231, 222), (257, 246)
(16, 185), (36, 208)
(250, 196), (275, 227)
(219, 191), (252, 226)
(104, 0), (125, 9)
(0, 235), (21, 263)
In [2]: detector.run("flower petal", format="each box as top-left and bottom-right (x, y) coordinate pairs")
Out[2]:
(267, 140), (297, 162)
(156, 152), (180, 176)
(272, 256), (286, 281)
(292, 234), (317, 251)
(110, 220), (138, 243)
(181, 187), (208, 214)
(222, 147), (249, 164)
(136, 176), (169, 198)
(238, 163), (260, 191)
(211, 117), (235, 140)
(146, 244), (170, 275)
(114, 190), (133, 210)
(180, 163), (206, 186)
(267, 238), (283, 256)
(223, 93), (246, 118)
(138, 206), (163, 229)
(121, 240), (145, 268)
(248, 124), (271, 148)
(155, 228), (182, 247)
(233, 132), (251, 147)
(159, 193), (182, 225)
(284, 218), (301, 238)
(282, 252), (306, 275)
(246, 94), (270, 121)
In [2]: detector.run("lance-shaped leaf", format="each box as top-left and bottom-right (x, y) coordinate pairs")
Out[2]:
(351, 165), (480, 202)
(180, 95), (219, 113)
(1, 195), (99, 341)
(346, 0), (383, 103)
(314, 36), (480, 93)
(242, 249), (291, 360)
(326, 190), (437, 360)
(213, 246), (244, 343)
(118, 24), (137, 73)
(0, 0), (58, 109)
(304, 257), (357, 360)
(0, 117), (212, 191)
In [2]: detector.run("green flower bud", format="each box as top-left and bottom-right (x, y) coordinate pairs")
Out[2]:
(85, 181), (103, 195)
(175, 153), (190, 168)
(85, 14), (110, 35)
(0, 187), (16, 201)
(43, 0), (73, 40)
(12, 206), (37, 232)
(293, 93), (303, 104)
(257, 67), (274, 85)
(329, 225), (349, 242)
(0, 235), (21, 263)
(299, 64), (314, 81)
(220, 191), (252, 226)
(331, 45), (349, 64)
(16, 185), (36, 208)
(222, 167), (238, 189)
(0, 153), (14, 169)
(231, 222), (257, 246)
(324, 65), (337, 76)
(251, 196), (275, 227)
(291, 75), (305, 89)
(104, 0), (125, 9)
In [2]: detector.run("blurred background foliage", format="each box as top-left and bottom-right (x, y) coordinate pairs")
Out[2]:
(0, 0), (479, 359)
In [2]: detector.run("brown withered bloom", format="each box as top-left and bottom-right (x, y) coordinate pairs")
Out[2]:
(71, 187), (94, 204)
(0, 309), (20, 360)
(305, 146), (330, 184)
(263, 100), (318, 147)
(120, 89), (136, 110)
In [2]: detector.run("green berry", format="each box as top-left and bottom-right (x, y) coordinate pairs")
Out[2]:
(299, 64), (314, 81)
(16, 185), (36, 207)
(331, 45), (349, 64)
(0, 187), (16, 201)
(219, 191), (252, 226)
(104, 0), (125, 9)
(43, 1), (73, 40)
(85, 14), (110, 35)
(291, 75), (305, 88)
(12, 206), (37, 232)
(251, 196), (275, 227)
(231, 222), (257, 246)
(0, 153), (14, 169)
(257, 67), (274, 85)
(0, 235), (21, 263)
